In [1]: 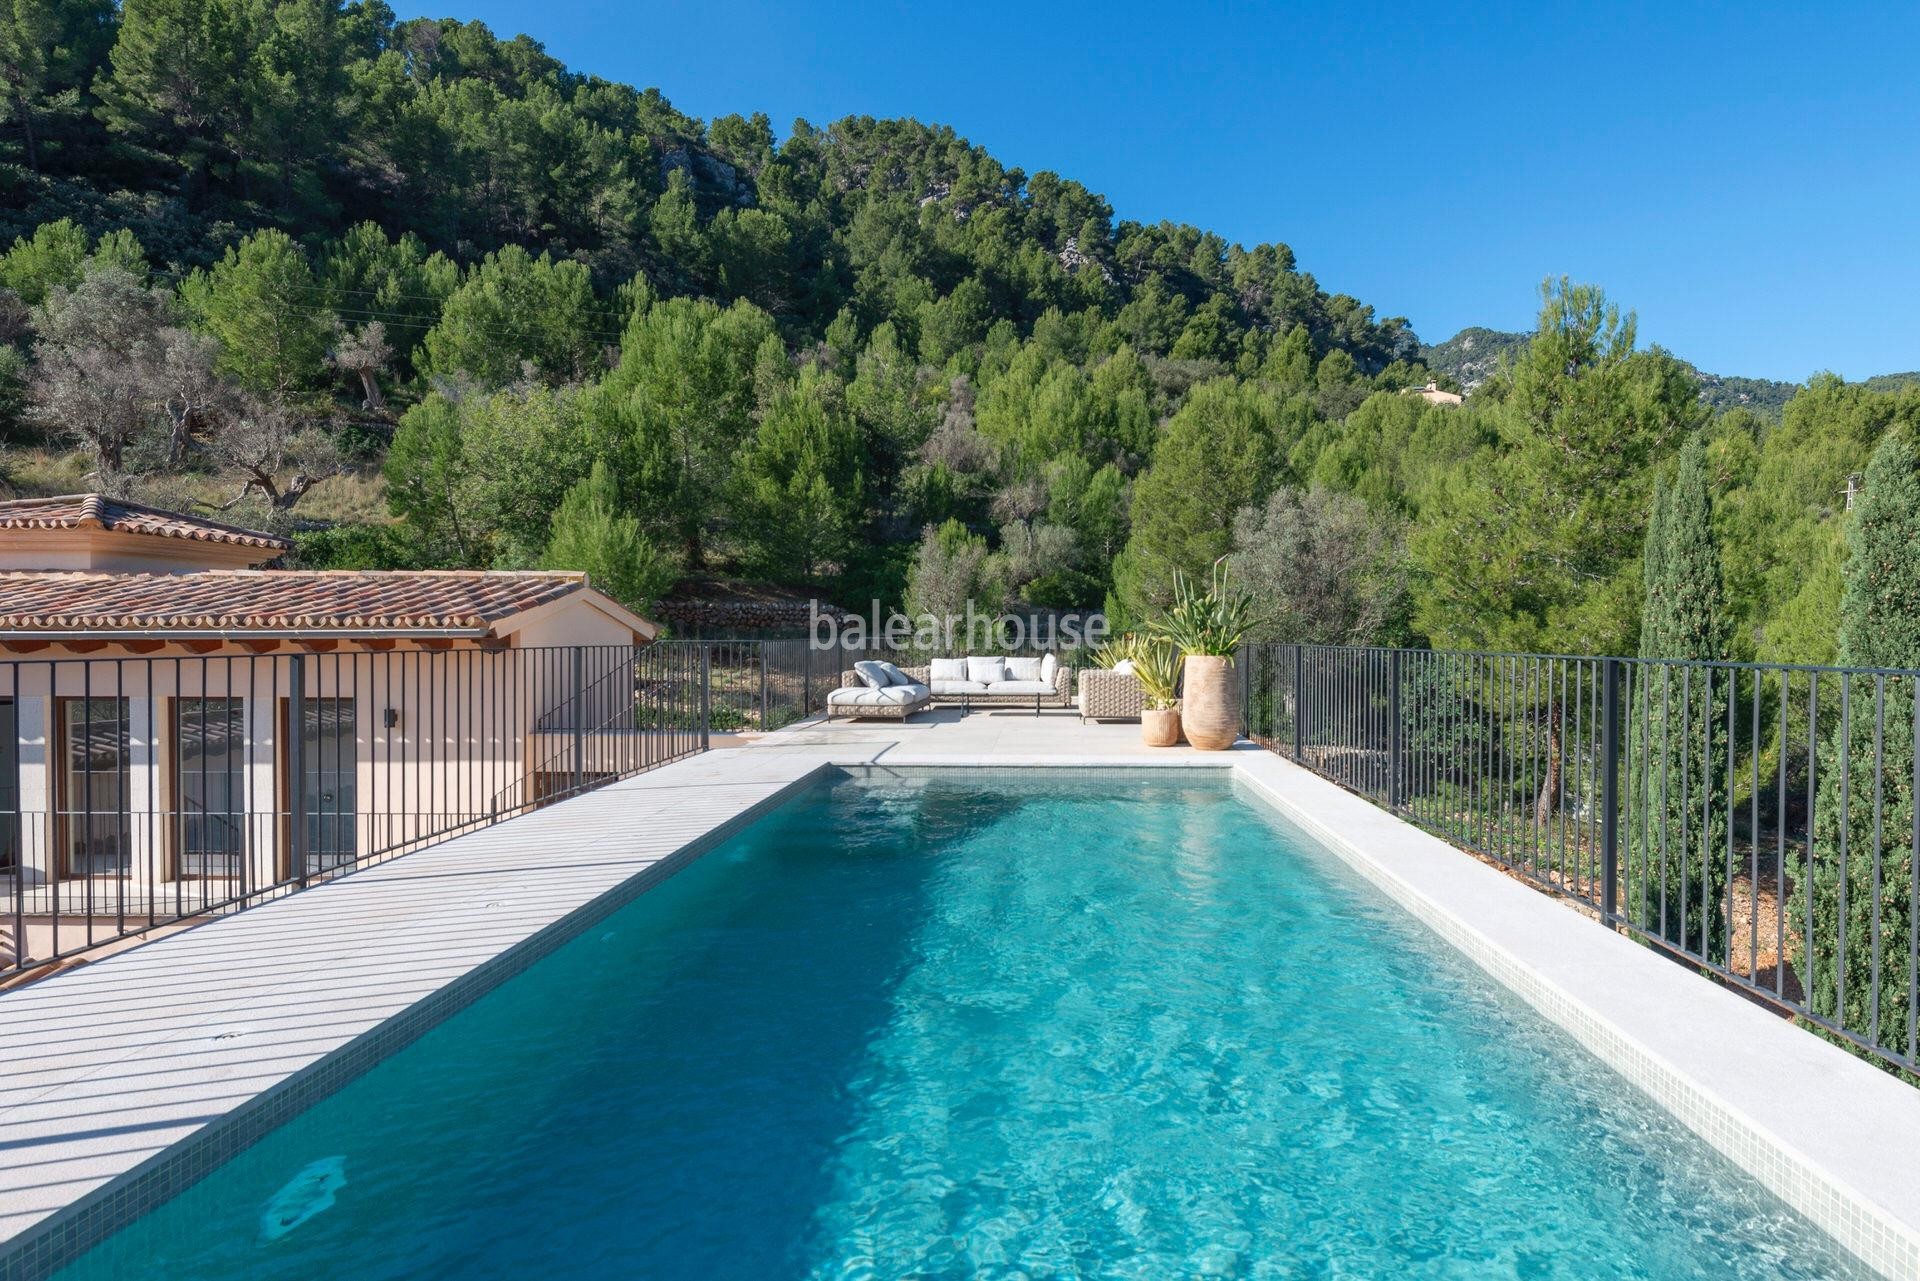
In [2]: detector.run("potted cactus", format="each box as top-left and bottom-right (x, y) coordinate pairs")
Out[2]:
(1149, 558), (1260, 751)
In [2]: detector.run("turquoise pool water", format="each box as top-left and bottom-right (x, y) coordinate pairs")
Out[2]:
(53, 769), (1867, 1280)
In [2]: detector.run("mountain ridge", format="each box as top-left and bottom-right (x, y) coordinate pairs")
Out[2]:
(1419, 327), (1914, 418)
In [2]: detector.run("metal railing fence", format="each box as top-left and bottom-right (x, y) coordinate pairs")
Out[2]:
(0, 641), (726, 977)
(1240, 643), (1920, 1076)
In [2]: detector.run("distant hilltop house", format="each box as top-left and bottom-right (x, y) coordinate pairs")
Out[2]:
(0, 495), (659, 966)
(1403, 381), (1464, 407)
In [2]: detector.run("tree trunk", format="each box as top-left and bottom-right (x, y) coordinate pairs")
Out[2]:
(272, 474), (318, 509)
(1534, 700), (1562, 827)
(358, 368), (387, 413)
(19, 105), (37, 175)
(163, 408), (192, 469)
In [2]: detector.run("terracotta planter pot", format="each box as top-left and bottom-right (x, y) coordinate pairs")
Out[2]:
(1141, 707), (1182, 747)
(1180, 654), (1239, 751)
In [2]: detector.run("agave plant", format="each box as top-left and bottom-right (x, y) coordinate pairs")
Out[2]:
(1091, 634), (1140, 670)
(1129, 635), (1183, 710)
(1149, 557), (1262, 657)
(1092, 633), (1180, 708)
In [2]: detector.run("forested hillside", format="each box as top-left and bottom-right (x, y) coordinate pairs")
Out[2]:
(0, 0), (1911, 664)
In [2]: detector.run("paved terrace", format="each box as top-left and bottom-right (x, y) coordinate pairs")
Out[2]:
(2, 707), (1920, 1279)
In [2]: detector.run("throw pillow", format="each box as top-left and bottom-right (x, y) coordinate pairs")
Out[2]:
(853, 659), (892, 689)
(1039, 652), (1058, 685)
(930, 657), (968, 682)
(966, 656), (1009, 684)
(875, 660), (912, 687)
(1004, 656), (1043, 682)
(1111, 659), (1135, 675)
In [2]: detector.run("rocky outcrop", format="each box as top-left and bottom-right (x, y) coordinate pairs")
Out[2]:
(1057, 236), (1115, 284)
(658, 146), (755, 206)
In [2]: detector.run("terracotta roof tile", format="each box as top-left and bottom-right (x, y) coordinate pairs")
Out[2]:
(0, 570), (594, 635)
(0, 494), (292, 551)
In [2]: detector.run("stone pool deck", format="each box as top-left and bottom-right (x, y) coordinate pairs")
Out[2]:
(2, 708), (1920, 1279)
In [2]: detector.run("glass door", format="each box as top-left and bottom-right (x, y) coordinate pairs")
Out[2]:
(301, 698), (357, 872)
(60, 697), (130, 877)
(176, 698), (247, 881)
(0, 699), (17, 883)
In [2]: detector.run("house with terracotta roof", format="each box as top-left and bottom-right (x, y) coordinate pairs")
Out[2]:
(0, 496), (663, 969)
(1403, 380), (1465, 407)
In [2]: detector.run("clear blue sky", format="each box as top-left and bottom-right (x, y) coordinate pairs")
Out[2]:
(398, 0), (1917, 382)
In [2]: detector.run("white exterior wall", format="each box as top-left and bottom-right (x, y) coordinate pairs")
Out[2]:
(0, 643), (584, 899)
(0, 595), (647, 912)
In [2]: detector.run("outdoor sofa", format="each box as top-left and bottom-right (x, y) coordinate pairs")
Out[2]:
(1077, 666), (1147, 723)
(834, 655), (1072, 718)
(826, 659), (931, 721)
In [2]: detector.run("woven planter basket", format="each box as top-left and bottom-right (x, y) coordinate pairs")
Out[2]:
(1180, 654), (1239, 751)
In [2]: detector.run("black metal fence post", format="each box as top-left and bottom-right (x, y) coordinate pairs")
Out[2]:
(1239, 644), (1251, 737)
(1292, 644), (1305, 762)
(288, 653), (307, 886)
(700, 644), (712, 750)
(1388, 648), (1404, 810)
(1600, 656), (1622, 928)
(570, 646), (585, 792)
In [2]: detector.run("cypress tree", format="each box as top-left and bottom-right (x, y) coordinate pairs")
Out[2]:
(1646, 434), (1728, 661)
(1631, 433), (1730, 955)
(1797, 430), (1920, 1055)
(1637, 474), (1671, 654)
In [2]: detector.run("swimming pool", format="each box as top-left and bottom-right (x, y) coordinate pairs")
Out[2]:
(51, 768), (1870, 1279)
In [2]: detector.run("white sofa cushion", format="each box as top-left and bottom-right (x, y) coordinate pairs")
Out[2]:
(986, 680), (1053, 695)
(929, 679), (988, 695)
(966, 656), (1008, 684)
(1004, 656), (1042, 681)
(853, 659), (894, 689)
(1040, 652), (1058, 684)
(875, 659), (912, 686)
(828, 684), (926, 707)
(930, 657), (968, 682)
(1111, 658), (1135, 675)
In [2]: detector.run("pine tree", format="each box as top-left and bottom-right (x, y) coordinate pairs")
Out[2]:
(588, 293), (776, 567)
(541, 461), (679, 614)
(95, 0), (252, 186)
(0, 218), (88, 303)
(1115, 377), (1282, 617)
(180, 229), (332, 405)
(1796, 429), (1920, 1055)
(729, 370), (865, 582)
(419, 245), (598, 390)
(1630, 433), (1731, 955)
(0, 0), (114, 174)
(1409, 279), (1704, 656)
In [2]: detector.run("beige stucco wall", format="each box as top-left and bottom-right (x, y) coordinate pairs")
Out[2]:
(0, 631), (648, 905)
(0, 528), (273, 573)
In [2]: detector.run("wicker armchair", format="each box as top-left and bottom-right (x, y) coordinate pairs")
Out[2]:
(1077, 668), (1146, 722)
